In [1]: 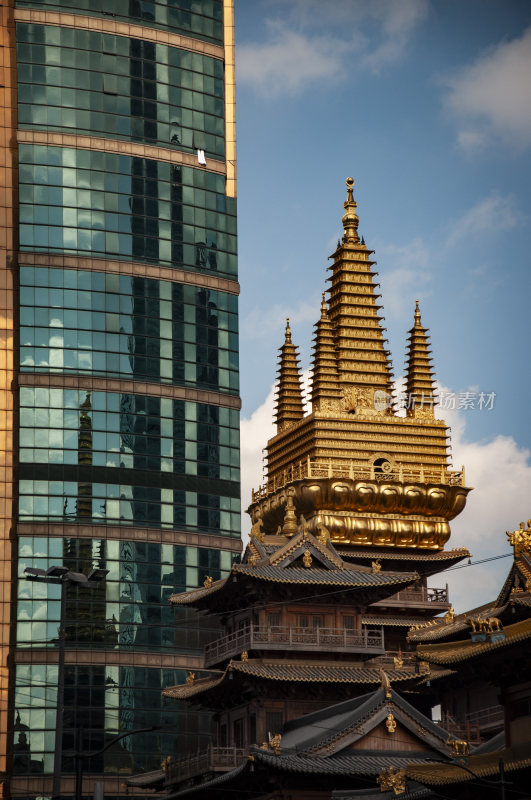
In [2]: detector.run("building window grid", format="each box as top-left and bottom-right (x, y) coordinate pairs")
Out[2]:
(19, 268), (239, 393)
(13, 664), (213, 776)
(17, 25), (226, 157)
(16, 537), (236, 653)
(14, 0), (224, 45)
(18, 146), (238, 278)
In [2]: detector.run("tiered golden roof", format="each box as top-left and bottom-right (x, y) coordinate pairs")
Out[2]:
(405, 300), (437, 418)
(310, 294), (342, 411)
(328, 177), (393, 403)
(249, 178), (471, 551)
(274, 318), (304, 431)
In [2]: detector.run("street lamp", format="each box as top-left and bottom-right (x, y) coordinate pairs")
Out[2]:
(24, 565), (108, 800)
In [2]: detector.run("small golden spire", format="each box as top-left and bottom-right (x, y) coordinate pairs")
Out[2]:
(285, 317), (291, 341)
(342, 177), (360, 245)
(282, 494), (299, 536)
(405, 300), (437, 417)
(310, 293), (341, 411)
(274, 319), (304, 431)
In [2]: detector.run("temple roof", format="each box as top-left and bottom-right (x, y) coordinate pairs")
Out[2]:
(333, 784), (432, 800)
(416, 616), (531, 665)
(406, 746), (531, 787)
(163, 659), (431, 702)
(340, 546), (470, 579)
(362, 615), (430, 627)
(279, 686), (450, 755)
(169, 528), (420, 611)
(163, 682), (456, 799)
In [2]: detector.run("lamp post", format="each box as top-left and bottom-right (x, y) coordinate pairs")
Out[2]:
(24, 565), (108, 800)
(68, 726), (161, 800)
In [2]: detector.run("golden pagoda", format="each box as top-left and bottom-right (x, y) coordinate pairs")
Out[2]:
(249, 178), (470, 551)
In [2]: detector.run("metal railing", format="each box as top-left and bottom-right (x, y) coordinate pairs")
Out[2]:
(465, 705), (504, 729)
(165, 746), (248, 784)
(252, 459), (464, 501)
(368, 650), (418, 668)
(204, 624), (385, 667)
(371, 585), (449, 607)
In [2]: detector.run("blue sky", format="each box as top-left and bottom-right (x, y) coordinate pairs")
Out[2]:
(234, 1), (531, 609)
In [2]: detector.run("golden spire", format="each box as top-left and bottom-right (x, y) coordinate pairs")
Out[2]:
(328, 179), (394, 402)
(274, 318), (304, 431)
(310, 293), (341, 412)
(342, 177), (360, 245)
(405, 300), (437, 417)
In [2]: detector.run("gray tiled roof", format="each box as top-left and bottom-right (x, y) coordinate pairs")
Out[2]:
(164, 761), (248, 800)
(253, 748), (442, 775)
(337, 548), (469, 562)
(333, 782), (434, 799)
(170, 564), (419, 606)
(235, 563), (419, 586)
(162, 660), (429, 701)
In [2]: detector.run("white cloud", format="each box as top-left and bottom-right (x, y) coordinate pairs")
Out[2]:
(443, 26), (531, 150)
(237, 0), (428, 97)
(363, 0), (430, 73)
(237, 24), (355, 98)
(448, 193), (522, 245)
(240, 294), (321, 342)
(240, 382), (276, 539)
(239, 379), (531, 612)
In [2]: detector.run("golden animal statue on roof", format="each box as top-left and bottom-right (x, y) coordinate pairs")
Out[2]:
(507, 521), (531, 557)
(377, 766), (406, 795)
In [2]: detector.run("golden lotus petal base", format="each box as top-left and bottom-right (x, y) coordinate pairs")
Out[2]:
(248, 477), (471, 550)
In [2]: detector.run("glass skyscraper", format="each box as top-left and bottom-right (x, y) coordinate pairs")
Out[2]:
(0, 1), (239, 797)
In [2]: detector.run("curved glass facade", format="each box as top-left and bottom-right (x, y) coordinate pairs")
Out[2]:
(17, 24), (225, 158)
(15, 0), (224, 45)
(14, 663), (211, 776)
(11, 1), (239, 793)
(17, 537), (232, 652)
(20, 268), (239, 392)
(19, 146), (237, 277)
(19, 388), (240, 480)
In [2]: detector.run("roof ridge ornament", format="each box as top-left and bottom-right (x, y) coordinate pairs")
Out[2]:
(342, 177), (360, 245)
(379, 668), (392, 699)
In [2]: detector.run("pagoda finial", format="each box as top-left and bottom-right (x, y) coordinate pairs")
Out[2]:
(320, 293), (327, 318)
(285, 317), (291, 342)
(342, 177), (360, 245)
(414, 299), (421, 326)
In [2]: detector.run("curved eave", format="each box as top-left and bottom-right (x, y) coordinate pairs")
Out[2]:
(163, 659), (431, 702)
(170, 566), (420, 608)
(416, 617), (531, 665)
(407, 747), (531, 786)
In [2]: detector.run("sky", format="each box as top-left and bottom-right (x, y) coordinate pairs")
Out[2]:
(233, 0), (531, 611)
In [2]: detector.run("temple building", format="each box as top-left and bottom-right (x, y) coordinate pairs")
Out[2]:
(146, 178), (491, 799)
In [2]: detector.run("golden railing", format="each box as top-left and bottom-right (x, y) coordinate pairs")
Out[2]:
(252, 458), (465, 501)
